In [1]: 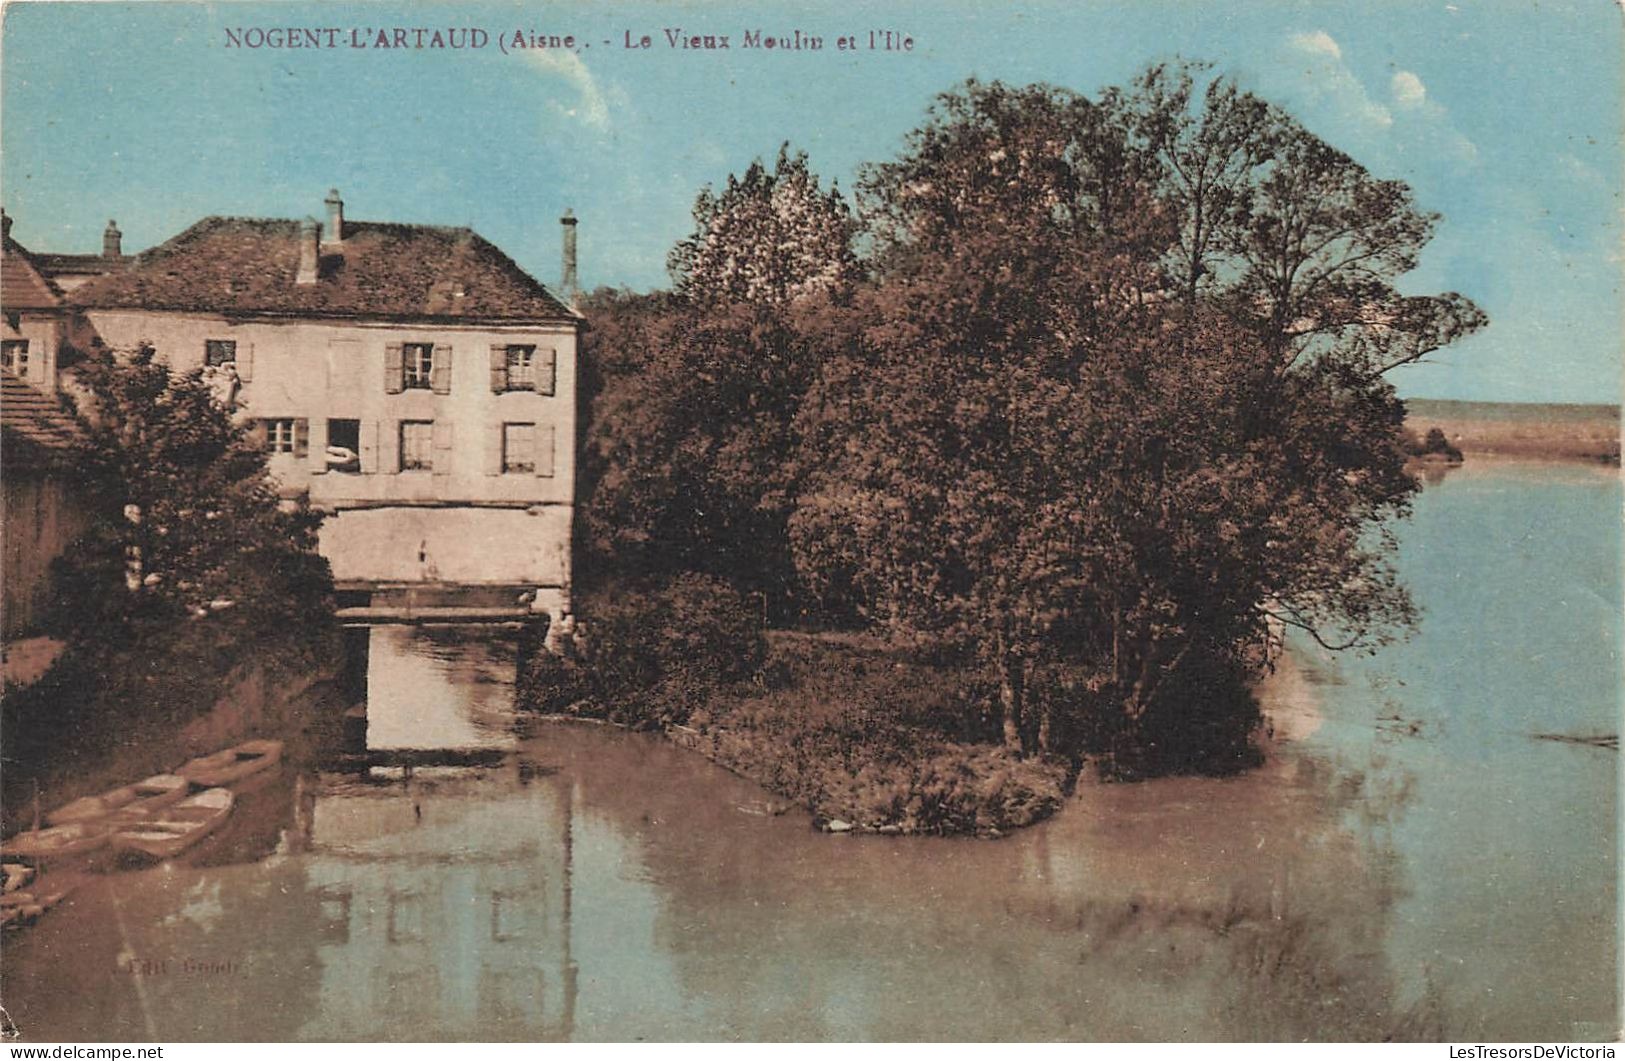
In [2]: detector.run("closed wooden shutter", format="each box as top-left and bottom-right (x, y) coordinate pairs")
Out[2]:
(293, 419), (310, 459)
(489, 345), (508, 392)
(237, 343), (255, 381)
(431, 345), (453, 394)
(432, 421), (454, 474)
(538, 347), (556, 395)
(535, 424), (555, 478)
(248, 418), (268, 449)
(359, 420), (379, 472)
(384, 343), (404, 394)
(308, 418), (328, 473)
(485, 422), (503, 475)
(381, 419), (401, 474)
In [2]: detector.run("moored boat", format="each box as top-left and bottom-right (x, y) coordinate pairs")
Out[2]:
(47, 774), (189, 827)
(176, 740), (284, 788)
(0, 876), (82, 929)
(2, 863), (35, 893)
(112, 788), (234, 861)
(3, 821), (111, 861)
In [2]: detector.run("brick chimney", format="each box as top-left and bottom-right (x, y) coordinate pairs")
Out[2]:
(103, 219), (122, 259)
(296, 217), (321, 285)
(1, 209), (10, 242)
(560, 209), (578, 306)
(323, 188), (344, 246)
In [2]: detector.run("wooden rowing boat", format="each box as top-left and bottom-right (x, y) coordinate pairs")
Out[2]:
(3, 821), (110, 861)
(47, 774), (189, 827)
(176, 740), (284, 788)
(112, 788), (234, 861)
(1, 876), (82, 929)
(2, 863), (35, 893)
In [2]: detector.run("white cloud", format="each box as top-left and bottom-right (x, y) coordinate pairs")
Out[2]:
(525, 50), (610, 129)
(1391, 71), (1427, 109)
(1286, 30), (1392, 129)
(1289, 30), (1342, 61)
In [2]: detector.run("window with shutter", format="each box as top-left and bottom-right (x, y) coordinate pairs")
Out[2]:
(381, 419), (402, 474)
(432, 421), (454, 473)
(401, 420), (434, 470)
(403, 343), (434, 390)
(503, 345), (536, 391)
(384, 344), (404, 394)
(489, 344), (508, 393)
(501, 423), (534, 474)
(1, 341), (29, 378)
(537, 348), (556, 396)
(263, 418), (297, 453)
(359, 420), (379, 473)
(535, 424), (555, 478)
(431, 345), (453, 394)
(293, 419), (310, 459)
(204, 340), (236, 367)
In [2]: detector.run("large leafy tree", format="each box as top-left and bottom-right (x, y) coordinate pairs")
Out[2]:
(49, 346), (332, 636)
(583, 146), (855, 607)
(792, 74), (1484, 768)
(577, 290), (825, 605)
(668, 143), (858, 308)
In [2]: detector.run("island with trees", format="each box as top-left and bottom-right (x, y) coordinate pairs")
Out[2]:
(519, 62), (1487, 835)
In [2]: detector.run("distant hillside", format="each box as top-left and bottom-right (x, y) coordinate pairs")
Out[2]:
(1405, 400), (1620, 463)
(1406, 399), (1620, 424)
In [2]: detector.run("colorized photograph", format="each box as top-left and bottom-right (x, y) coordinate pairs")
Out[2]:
(0, 0), (1619, 1044)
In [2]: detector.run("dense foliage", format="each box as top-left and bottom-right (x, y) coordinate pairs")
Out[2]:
(47, 345), (333, 638)
(519, 573), (765, 727)
(576, 64), (1484, 776)
(667, 143), (858, 309)
(4, 347), (337, 811)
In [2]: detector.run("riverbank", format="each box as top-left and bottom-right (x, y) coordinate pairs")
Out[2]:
(528, 628), (1069, 837)
(1406, 399), (1620, 463)
(0, 622), (342, 832)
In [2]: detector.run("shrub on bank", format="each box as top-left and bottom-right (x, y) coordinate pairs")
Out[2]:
(1403, 426), (1464, 463)
(680, 712), (1066, 835)
(517, 573), (766, 728)
(520, 600), (1067, 836)
(685, 639), (1066, 835)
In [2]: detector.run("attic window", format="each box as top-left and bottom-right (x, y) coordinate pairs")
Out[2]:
(205, 339), (237, 367)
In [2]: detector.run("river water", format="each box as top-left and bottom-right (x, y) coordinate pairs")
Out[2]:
(3, 459), (1618, 1041)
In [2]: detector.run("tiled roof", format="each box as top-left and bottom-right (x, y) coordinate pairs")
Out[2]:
(33, 252), (127, 277)
(1, 237), (65, 311)
(68, 217), (579, 323)
(1, 375), (86, 466)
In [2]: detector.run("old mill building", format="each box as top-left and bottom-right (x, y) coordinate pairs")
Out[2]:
(50, 191), (586, 641)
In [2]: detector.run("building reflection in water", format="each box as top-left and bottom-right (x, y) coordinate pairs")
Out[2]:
(296, 624), (576, 1041)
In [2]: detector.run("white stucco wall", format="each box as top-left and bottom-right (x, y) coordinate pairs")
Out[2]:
(83, 309), (579, 590)
(317, 506), (571, 588)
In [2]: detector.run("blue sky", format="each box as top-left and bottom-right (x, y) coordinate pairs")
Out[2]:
(3, 0), (1620, 403)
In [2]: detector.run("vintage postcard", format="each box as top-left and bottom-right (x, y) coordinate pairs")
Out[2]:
(0, 0), (1619, 1046)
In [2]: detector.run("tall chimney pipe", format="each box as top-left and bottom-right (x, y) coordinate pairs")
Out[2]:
(296, 217), (321, 285)
(323, 188), (344, 246)
(560, 209), (578, 307)
(103, 219), (122, 259)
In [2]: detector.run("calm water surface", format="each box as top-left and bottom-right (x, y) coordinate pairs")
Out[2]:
(3, 460), (1618, 1041)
